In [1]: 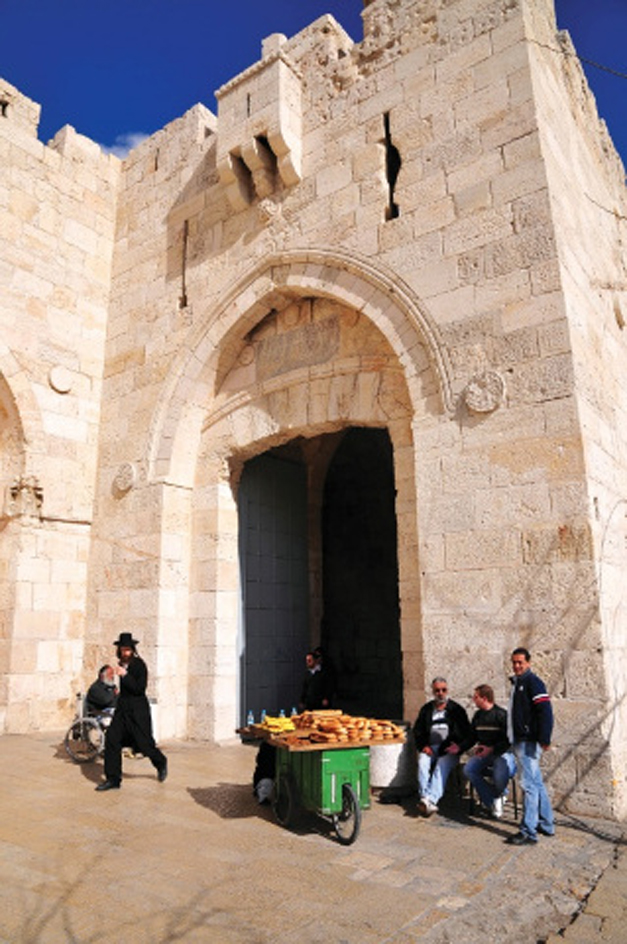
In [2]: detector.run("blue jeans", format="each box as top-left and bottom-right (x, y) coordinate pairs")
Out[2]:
(418, 750), (458, 805)
(514, 740), (554, 840)
(464, 751), (517, 809)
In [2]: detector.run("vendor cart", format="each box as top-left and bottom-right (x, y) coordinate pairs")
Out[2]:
(272, 740), (370, 845)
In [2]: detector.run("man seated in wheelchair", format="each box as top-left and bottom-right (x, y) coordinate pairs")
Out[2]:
(461, 683), (516, 820)
(85, 665), (118, 724)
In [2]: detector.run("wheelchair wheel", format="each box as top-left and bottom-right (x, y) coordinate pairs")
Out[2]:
(64, 718), (104, 763)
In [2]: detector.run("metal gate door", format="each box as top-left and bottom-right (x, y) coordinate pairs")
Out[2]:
(238, 453), (309, 724)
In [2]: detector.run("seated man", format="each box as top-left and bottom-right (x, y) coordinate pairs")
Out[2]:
(461, 683), (516, 818)
(413, 677), (471, 816)
(85, 664), (118, 716)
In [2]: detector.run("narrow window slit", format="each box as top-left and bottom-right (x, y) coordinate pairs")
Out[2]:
(179, 220), (189, 310)
(383, 112), (401, 220)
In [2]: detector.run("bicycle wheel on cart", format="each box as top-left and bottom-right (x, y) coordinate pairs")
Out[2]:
(64, 718), (104, 763)
(273, 774), (296, 828)
(332, 783), (361, 845)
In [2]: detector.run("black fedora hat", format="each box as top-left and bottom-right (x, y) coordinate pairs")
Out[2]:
(113, 632), (139, 648)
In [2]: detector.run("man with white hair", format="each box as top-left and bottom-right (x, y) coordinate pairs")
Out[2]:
(413, 677), (471, 816)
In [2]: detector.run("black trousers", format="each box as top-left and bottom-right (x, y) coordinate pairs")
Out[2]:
(104, 711), (166, 783)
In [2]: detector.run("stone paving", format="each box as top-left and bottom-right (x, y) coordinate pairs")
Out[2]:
(0, 734), (624, 944)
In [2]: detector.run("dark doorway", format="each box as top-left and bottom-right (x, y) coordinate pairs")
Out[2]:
(321, 428), (403, 719)
(237, 427), (403, 725)
(238, 453), (309, 724)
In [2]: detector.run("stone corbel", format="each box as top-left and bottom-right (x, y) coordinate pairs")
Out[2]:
(241, 138), (276, 200)
(217, 152), (253, 212)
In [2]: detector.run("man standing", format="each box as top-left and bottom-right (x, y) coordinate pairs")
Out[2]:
(299, 650), (333, 711)
(95, 632), (168, 792)
(462, 684), (516, 819)
(506, 647), (555, 845)
(413, 677), (471, 816)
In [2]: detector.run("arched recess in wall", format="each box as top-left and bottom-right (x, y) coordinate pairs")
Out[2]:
(0, 346), (41, 468)
(146, 248), (454, 488)
(145, 250), (452, 739)
(0, 355), (30, 731)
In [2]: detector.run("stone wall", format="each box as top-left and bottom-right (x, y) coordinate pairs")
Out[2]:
(525, 2), (627, 817)
(1, 0), (626, 818)
(0, 79), (118, 729)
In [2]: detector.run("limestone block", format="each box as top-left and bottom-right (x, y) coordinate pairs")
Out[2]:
(507, 353), (574, 405)
(522, 523), (593, 567)
(454, 81), (509, 129)
(480, 99), (537, 154)
(476, 267), (531, 312)
(435, 33), (491, 86)
(444, 205), (512, 257)
(412, 195), (456, 238)
(445, 528), (522, 571)
(426, 560), (504, 615)
(501, 289), (565, 334)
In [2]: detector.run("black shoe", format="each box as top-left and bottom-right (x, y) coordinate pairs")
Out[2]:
(506, 832), (537, 846)
(157, 760), (168, 783)
(95, 779), (120, 792)
(537, 826), (555, 837)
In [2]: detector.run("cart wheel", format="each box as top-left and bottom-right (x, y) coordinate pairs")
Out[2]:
(332, 783), (361, 845)
(64, 718), (104, 763)
(273, 775), (295, 828)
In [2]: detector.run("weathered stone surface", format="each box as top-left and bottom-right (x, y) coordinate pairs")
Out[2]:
(1, 0), (627, 821)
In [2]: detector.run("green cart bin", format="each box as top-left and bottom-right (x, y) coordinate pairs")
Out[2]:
(273, 745), (370, 845)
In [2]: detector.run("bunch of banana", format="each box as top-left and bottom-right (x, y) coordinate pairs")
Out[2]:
(259, 714), (296, 734)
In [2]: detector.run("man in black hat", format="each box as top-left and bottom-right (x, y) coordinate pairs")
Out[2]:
(95, 632), (168, 791)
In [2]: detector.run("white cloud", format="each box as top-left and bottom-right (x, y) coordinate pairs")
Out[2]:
(99, 131), (149, 159)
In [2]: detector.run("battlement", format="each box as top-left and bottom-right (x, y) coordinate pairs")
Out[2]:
(0, 78), (40, 138)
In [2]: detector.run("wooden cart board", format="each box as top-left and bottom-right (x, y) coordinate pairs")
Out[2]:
(270, 734), (406, 751)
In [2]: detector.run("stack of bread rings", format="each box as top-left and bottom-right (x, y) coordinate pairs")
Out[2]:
(272, 710), (405, 748)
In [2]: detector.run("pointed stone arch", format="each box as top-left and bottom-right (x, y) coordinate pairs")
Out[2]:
(147, 248), (454, 488)
(144, 250), (452, 741)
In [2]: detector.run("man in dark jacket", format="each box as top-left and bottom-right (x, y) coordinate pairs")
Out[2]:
(413, 677), (471, 816)
(461, 684), (516, 819)
(299, 651), (334, 711)
(86, 665), (118, 715)
(505, 647), (554, 845)
(95, 633), (168, 792)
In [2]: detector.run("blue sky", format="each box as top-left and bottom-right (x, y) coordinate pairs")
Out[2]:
(0, 1), (625, 167)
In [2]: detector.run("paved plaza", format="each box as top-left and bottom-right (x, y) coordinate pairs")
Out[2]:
(0, 734), (624, 944)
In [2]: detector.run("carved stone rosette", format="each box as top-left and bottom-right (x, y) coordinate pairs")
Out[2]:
(6, 475), (43, 519)
(462, 370), (506, 414)
(112, 462), (137, 496)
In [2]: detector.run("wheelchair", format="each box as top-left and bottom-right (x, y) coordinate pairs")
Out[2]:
(64, 692), (114, 763)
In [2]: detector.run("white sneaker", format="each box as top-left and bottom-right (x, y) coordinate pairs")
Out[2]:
(492, 796), (504, 819)
(419, 798), (437, 817)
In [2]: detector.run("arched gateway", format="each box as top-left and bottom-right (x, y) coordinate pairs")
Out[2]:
(148, 251), (451, 741)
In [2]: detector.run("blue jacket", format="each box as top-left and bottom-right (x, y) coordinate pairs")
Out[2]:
(509, 669), (553, 746)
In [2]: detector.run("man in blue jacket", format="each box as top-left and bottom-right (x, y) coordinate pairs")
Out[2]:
(506, 647), (555, 845)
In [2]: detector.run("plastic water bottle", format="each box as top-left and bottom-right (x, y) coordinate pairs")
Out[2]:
(260, 708), (266, 723)
(247, 710), (254, 726)
(290, 706), (297, 717)
(279, 708), (285, 718)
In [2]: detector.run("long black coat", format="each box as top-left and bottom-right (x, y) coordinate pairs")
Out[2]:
(109, 655), (155, 750)
(103, 652), (166, 782)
